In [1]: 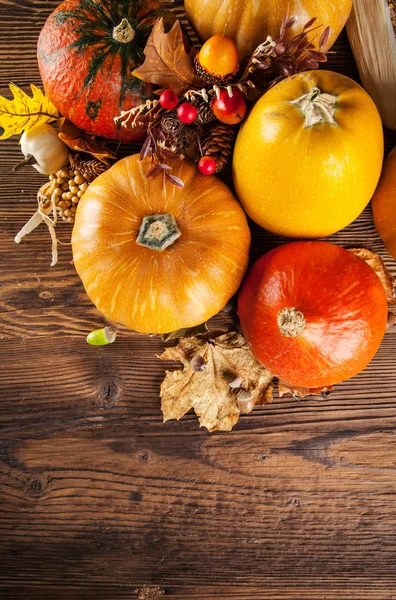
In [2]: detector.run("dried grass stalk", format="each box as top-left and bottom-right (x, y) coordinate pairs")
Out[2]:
(347, 0), (396, 130)
(14, 181), (59, 266)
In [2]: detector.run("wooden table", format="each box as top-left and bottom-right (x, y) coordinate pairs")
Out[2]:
(1, 2), (396, 599)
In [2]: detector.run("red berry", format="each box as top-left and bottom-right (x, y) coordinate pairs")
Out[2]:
(159, 89), (179, 110)
(212, 88), (247, 125)
(177, 102), (198, 124)
(198, 156), (217, 175)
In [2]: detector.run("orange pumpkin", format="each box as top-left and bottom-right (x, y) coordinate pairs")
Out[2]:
(72, 155), (251, 334)
(238, 242), (388, 388)
(372, 147), (396, 260)
(184, 0), (352, 58)
(233, 70), (384, 239)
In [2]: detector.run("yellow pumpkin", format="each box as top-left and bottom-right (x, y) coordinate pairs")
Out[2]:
(233, 70), (384, 239)
(184, 0), (352, 58)
(372, 147), (396, 260)
(72, 155), (251, 334)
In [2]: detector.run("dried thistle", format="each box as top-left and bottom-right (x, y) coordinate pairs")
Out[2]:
(234, 17), (330, 92)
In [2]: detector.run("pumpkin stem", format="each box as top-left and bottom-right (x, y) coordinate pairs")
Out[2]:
(291, 86), (338, 128)
(112, 18), (135, 43)
(277, 307), (306, 338)
(136, 214), (181, 251)
(12, 153), (37, 172)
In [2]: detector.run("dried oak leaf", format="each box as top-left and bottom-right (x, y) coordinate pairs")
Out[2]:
(348, 248), (396, 305)
(278, 381), (332, 398)
(57, 117), (116, 164)
(160, 332), (273, 432)
(132, 19), (201, 95)
(0, 83), (59, 140)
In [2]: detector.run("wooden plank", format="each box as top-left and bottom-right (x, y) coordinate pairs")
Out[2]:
(1, 1), (396, 599)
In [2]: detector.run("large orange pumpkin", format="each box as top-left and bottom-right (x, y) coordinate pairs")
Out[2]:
(233, 70), (384, 239)
(72, 155), (251, 334)
(372, 147), (396, 260)
(238, 242), (388, 388)
(37, 0), (177, 141)
(184, 0), (352, 58)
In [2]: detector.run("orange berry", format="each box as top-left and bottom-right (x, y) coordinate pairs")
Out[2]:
(198, 34), (239, 77)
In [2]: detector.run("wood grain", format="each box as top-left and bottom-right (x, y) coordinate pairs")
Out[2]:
(1, 2), (396, 599)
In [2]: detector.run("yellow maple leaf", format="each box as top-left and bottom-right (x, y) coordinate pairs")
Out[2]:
(0, 83), (59, 140)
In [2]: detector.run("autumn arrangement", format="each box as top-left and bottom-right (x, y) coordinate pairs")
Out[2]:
(2, 0), (396, 432)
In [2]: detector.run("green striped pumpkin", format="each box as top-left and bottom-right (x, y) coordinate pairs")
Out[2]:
(38, 0), (178, 141)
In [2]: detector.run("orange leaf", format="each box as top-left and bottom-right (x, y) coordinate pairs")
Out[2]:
(132, 18), (202, 95)
(57, 117), (116, 164)
(348, 247), (396, 305)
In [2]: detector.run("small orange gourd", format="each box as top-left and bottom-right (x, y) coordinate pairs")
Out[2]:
(72, 155), (251, 334)
(372, 147), (396, 260)
(195, 35), (239, 84)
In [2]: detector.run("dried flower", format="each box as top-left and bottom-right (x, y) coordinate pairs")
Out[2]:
(235, 18), (330, 93)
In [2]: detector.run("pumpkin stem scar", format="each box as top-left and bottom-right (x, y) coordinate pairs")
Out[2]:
(290, 86), (338, 128)
(136, 214), (181, 251)
(113, 18), (135, 43)
(277, 307), (306, 338)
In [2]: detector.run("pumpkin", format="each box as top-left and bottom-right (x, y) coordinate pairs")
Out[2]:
(238, 242), (388, 388)
(37, 0), (178, 142)
(72, 155), (251, 334)
(184, 0), (352, 58)
(233, 70), (384, 239)
(372, 147), (396, 260)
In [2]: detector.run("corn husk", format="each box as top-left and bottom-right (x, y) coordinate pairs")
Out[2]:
(347, 0), (396, 130)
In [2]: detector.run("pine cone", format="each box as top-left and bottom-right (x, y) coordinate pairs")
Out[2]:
(161, 112), (181, 134)
(164, 122), (199, 156)
(165, 131), (185, 155)
(200, 123), (236, 173)
(70, 152), (108, 180)
(195, 101), (215, 125)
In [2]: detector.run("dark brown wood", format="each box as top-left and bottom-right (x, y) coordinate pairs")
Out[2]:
(1, 2), (396, 599)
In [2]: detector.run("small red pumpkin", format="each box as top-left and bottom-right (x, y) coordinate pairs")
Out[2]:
(37, 0), (177, 141)
(238, 242), (388, 388)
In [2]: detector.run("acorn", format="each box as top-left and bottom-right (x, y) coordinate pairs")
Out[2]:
(194, 34), (239, 85)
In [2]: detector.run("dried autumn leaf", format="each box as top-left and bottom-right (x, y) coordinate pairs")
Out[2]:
(160, 322), (208, 342)
(0, 83), (59, 140)
(160, 332), (273, 432)
(278, 381), (332, 398)
(132, 19), (200, 95)
(57, 117), (116, 164)
(349, 248), (396, 304)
